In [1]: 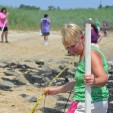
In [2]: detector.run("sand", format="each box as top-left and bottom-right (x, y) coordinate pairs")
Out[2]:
(0, 30), (113, 113)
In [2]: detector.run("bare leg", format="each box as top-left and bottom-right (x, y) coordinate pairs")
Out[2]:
(1, 32), (4, 42)
(44, 35), (48, 42)
(103, 29), (107, 37)
(5, 31), (8, 42)
(44, 35), (48, 45)
(105, 30), (107, 36)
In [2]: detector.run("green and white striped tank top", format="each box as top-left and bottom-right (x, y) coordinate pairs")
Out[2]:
(73, 46), (109, 102)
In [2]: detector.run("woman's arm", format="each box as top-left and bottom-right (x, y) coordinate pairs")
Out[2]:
(45, 80), (76, 95)
(1, 13), (9, 20)
(84, 50), (108, 87)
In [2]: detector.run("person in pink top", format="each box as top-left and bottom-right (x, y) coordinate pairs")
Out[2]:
(0, 7), (9, 43)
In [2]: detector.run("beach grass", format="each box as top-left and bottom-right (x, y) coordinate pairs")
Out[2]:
(1, 6), (113, 30)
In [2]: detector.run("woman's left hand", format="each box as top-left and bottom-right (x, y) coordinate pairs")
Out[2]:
(84, 74), (95, 86)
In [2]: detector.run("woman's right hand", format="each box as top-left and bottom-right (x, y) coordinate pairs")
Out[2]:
(44, 87), (61, 96)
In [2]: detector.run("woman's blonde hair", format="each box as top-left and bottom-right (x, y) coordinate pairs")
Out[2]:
(61, 23), (82, 46)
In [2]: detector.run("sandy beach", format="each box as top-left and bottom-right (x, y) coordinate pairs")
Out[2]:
(0, 30), (113, 113)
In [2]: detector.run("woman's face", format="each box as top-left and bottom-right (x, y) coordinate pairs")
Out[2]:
(3, 10), (6, 14)
(65, 41), (83, 56)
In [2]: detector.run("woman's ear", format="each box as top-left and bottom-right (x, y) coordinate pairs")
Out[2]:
(80, 35), (85, 42)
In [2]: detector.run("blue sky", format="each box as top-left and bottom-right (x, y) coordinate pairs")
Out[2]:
(0, 0), (113, 9)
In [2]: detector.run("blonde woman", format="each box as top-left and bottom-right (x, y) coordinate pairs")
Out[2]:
(45, 23), (109, 113)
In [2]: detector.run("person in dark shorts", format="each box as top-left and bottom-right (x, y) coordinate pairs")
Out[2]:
(103, 21), (108, 37)
(40, 14), (51, 45)
(0, 7), (9, 43)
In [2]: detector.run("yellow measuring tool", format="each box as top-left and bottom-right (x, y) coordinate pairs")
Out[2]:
(30, 62), (72, 113)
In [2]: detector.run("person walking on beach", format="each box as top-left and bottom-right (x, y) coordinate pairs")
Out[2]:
(44, 23), (109, 113)
(0, 7), (9, 43)
(91, 23), (102, 48)
(40, 14), (51, 45)
(103, 20), (108, 37)
(83, 22), (101, 48)
(95, 19), (100, 32)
